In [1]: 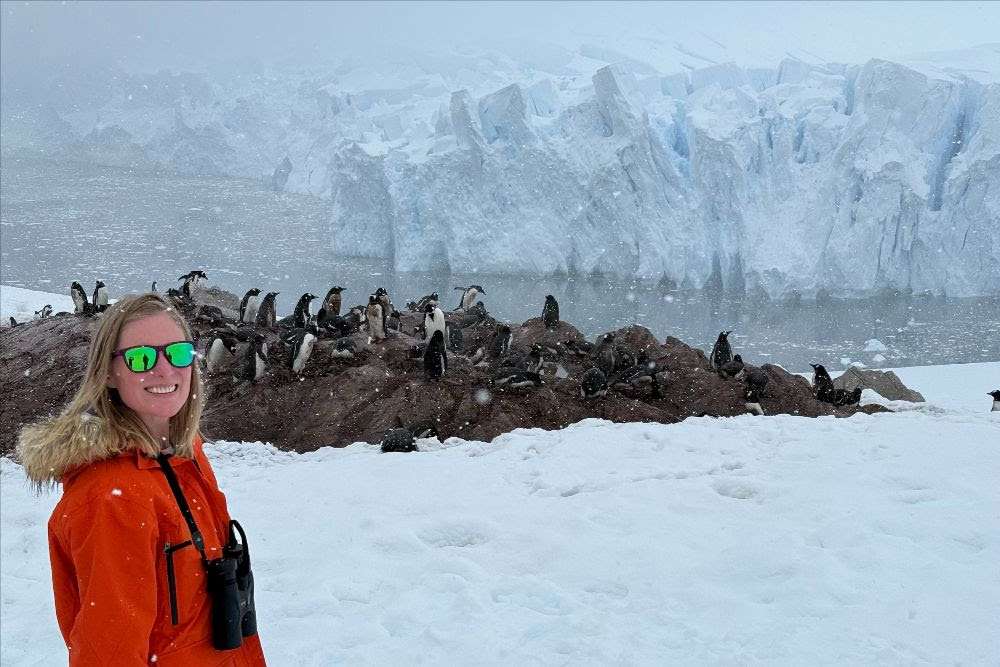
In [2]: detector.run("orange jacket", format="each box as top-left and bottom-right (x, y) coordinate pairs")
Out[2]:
(44, 438), (266, 666)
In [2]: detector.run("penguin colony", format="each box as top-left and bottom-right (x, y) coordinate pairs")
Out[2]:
(12, 274), (990, 451)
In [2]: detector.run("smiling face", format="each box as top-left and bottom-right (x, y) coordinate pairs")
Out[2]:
(107, 312), (192, 440)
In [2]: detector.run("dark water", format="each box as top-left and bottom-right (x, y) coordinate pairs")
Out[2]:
(3, 157), (999, 372)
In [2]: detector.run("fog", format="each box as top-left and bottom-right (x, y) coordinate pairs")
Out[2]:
(3, 0), (999, 92)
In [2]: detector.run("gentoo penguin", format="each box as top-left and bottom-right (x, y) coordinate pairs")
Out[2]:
(408, 420), (439, 439)
(255, 292), (279, 328)
(564, 339), (595, 357)
(387, 309), (402, 332)
(331, 337), (357, 358)
(710, 331), (733, 370)
(239, 288), (262, 324)
(580, 367), (608, 399)
(196, 304), (227, 325)
(487, 324), (513, 360)
(719, 354), (745, 379)
(458, 303), (489, 328)
(455, 285), (485, 311)
(416, 291), (439, 311)
(381, 428), (417, 453)
(234, 334), (267, 384)
(292, 293), (318, 328)
(989, 390), (1000, 411)
(374, 287), (392, 335)
(423, 302), (446, 342)
(744, 366), (769, 416)
(592, 332), (618, 376)
(423, 330), (447, 380)
(366, 295), (385, 342)
(810, 363), (836, 404)
(320, 286), (345, 320)
(523, 344), (544, 373)
(542, 295), (560, 329)
(205, 331), (239, 372)
(179, 270), (208, 285)
(92, 281), (109, 312)
(493, 367), (542, 389)
(151, 281), (158, 293)
(288, 329), (317, 374)
(832, 387), (862, 407)
(8, 317), (17, 327)
(34, 304), (53, 319)
(614, 343), (638, 372)
(70, 281), (90, 315)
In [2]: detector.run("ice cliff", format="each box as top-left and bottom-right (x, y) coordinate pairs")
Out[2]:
(2, 45), (998, 297)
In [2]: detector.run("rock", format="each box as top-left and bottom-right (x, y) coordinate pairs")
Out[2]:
(0, 294), (890, 456)
(833, 366), (925, 402)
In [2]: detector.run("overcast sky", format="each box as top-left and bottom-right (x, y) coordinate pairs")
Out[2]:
(3, 0), (999, 81)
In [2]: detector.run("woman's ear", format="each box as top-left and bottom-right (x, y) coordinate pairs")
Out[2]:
(107, 371), (118, 389)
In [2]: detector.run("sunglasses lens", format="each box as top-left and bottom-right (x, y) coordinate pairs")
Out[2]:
(164, 342), (196, 368)
(122, 346), (157, 373)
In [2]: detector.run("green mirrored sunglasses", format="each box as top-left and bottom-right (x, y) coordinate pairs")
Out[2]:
(111, 341), (197, 373)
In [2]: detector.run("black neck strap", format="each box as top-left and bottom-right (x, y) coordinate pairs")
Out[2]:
(157, 453), (207, 563)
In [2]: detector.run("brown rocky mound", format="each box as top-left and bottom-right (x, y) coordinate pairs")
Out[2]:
(1, 290), (890, 456)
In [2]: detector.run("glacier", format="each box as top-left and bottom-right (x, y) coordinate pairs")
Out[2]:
(2, 44), (998, 297)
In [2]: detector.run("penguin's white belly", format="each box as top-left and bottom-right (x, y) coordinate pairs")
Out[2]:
(244, 298), (259, 323)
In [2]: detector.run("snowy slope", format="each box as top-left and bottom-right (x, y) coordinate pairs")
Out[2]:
(2, 44), (999, 296)
(2, 367), (999, 665)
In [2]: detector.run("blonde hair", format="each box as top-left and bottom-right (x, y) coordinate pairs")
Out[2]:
(19, 293), (204, 475)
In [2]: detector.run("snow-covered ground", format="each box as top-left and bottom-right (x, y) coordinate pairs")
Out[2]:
(2, 286), (998, 665)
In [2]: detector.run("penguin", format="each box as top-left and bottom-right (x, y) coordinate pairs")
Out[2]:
(374, 287), (393, 335)
(580, 367), (608, 400)
(234, 334), (267, 384)
(366, 295), (385, 342)
(180, 276), (192, 298)
(719, 354), (745, 379)
(810, 363), (836, 404)
(387, 309), (402, 332)
(592, 332), (618, 376)
(255, 292), (279, 328)
(611, 353), (665, 398)
(447, 323), (463, 352)
(240, 288), (262, 324)
(292, 293), (318, 328)
(331, 337), (357, 358)
(196, 304), (227, 325)
(179, 270), (208, 285)
(423, 329), (447, 380)
(34, 304), (53, 319)
(92, 281), (109, 312)
(454, 285), (485, 311)
(710, 331), (733, 370)
(487, 324), (513, 360)
(408, 420), (439, 439)
(989, 390), (1000, 412)
(416, 291), (439, 311)
(832, 387), (862, 407)
(459, 305), (488, 329)
(744, 366), (769, 415)
(423, 303), (446, 342)
(151, 281), (158, 293)
(564, 339), (595, 357)
(70, 281), (90, 315)
(205, 331), (239, 372)
(614, 343), (638, 372)
(8, 317), (17, 327)
(542, 295), (560, 329)
(381, 428), (417, 453)
(523, 344), (544, 373)
(493, 367), (542, 389)
(321, 286), (345, 318)
(288, 329), (317, 374)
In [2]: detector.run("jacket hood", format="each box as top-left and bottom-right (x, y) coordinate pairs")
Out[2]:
(17, 412), (194, 487)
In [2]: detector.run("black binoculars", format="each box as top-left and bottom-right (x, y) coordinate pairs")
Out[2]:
(206, 520), (257, 651)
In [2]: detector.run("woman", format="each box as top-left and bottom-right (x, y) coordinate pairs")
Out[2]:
(18, 293), (266, 666)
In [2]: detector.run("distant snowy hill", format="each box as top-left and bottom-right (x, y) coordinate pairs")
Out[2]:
(3, 43), (999, 297)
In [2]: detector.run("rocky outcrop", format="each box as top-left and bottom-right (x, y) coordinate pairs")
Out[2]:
(1, 289), (889, 457)
(834, 366), (925, 402)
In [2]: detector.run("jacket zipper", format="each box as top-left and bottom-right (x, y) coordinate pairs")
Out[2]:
(163, 540), (193, 625)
